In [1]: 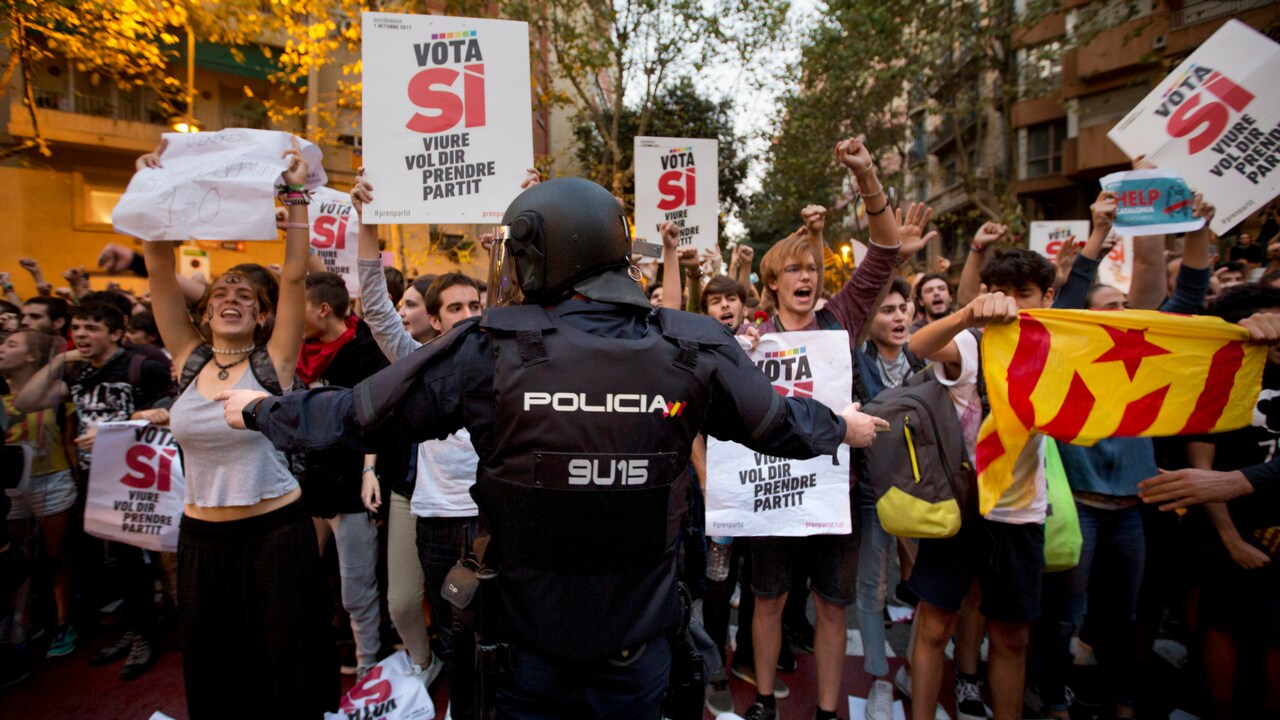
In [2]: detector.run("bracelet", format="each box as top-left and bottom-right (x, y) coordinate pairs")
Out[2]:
(276, 184), (312, 206)
(865, 200), (891, 216)
(685, 268), (703, 278)
(283, 222), (310, 229)
(362, 465), (378, 475)
(970, 243), (988, 255)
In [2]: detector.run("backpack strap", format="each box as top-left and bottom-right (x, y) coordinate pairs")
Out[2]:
(967, 328), (989, 417)
(248, 346), (285, 395)
(126, 352), (146, 388)
(815, 307), (842, 331)
(177, 345), (214, 394)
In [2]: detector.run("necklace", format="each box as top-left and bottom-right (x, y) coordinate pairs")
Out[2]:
(212, 353), (250, 380)
(211, 344), (256, 355)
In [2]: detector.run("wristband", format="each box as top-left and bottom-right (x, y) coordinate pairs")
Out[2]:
(970, 243), (988, 255)
(865, 201), (891, 216)
(362, 466), (378, 475)
(242, 396), (266, 432)
(283, 222), (310, 229)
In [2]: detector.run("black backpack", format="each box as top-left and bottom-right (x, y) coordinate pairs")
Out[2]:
(861, 329), (988, 538)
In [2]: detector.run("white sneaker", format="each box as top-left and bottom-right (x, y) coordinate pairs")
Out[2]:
(866, 679), (894, 720)
(408, 652), (444, 688)
(893, 665), (951, 720)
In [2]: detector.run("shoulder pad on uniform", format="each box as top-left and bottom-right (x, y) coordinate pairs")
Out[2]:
(655, 308), (737, 347)
(353, 317), (480, 429)
(478, 305), (556, 334)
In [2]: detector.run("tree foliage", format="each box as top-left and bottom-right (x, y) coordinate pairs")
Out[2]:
(489, 0), (789, 198)
(746, 0), (1139, 252)
(571, 76), (748, 242)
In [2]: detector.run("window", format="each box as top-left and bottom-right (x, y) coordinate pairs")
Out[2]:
(1022, 120), (1067, 178)
(1017, 41), (1062, 99)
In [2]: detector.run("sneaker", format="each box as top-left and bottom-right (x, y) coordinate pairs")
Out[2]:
(46, 626), (76, 658)
(744, 702), (778, 720)
(705, 673), (734, 717)
(411, 653), (444, 688)
(866, 679), (895, 720)
(730, 660), (791, 699)
(784, 620), (816, 653)
(90, 632), (137, 666)
(120, 636), (155, 680)
(894, 666), (952, 720)
(1024, 684), (1073, 717)
(955, 675), (987, 720)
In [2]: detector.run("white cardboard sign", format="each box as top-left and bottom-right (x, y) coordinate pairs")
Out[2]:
(361, 12), (534, 224)
(634, 137), (720, 255)
(1108, 20), (1280, 235)
(84, 421), (184, 553)
(706, 330), (853, 537)
(308, 187), (361, 298)
(112, 129), (326, 241)
(1029, 220), (1133, 293)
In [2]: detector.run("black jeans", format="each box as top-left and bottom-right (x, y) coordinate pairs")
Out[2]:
(416, 515), (480, 720)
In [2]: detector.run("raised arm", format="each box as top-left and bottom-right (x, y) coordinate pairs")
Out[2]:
(13, 348), (75, 413)
(800, 205), (827, 276)
(659, 222), (685, 311)
(265, 136), (312, 383)
(1053, 191), (1117, 309)
(143, 242), (204, 368)
(351, 168), (420, 361)
(957, 222), (1008, 306)
(1158, 194), (1215, 314)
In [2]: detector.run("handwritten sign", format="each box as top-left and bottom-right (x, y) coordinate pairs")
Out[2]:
(1100, 169), (1205, 236)
(1108, 20), (1280, 234)
(84, 421), (184, 553)
(634, 137), (719, 256)
(112, 129), (326, 242)
(361, 12), (534, 224)
(706, 331), (852, 536)
(1029, 220), (1133, 293)
(308, 187), (361, 297)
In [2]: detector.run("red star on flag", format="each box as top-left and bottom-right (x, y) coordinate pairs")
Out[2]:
(1092, 325), (1171, 381)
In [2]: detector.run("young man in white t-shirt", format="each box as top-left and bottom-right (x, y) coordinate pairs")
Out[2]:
(904, 244), (1056, 720)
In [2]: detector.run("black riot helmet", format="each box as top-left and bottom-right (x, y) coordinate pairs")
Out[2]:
(490, 178), (647, 308)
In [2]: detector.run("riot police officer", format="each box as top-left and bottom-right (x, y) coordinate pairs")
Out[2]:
(219, 177), (888, 720)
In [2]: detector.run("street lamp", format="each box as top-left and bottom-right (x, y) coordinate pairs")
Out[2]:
(170, 24), (200, 133)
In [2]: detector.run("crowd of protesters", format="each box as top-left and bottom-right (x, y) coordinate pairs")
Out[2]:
(1, 130), (1279, 720)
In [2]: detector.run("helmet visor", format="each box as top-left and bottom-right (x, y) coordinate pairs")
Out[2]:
(487, 225), (525, 308)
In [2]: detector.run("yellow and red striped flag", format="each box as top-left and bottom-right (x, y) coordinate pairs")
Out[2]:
(976, 309), (1265, 516)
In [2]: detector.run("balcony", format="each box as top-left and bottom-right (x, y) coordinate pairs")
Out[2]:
(1169, 0), (1276, 30)
(5, 93), (165, 153)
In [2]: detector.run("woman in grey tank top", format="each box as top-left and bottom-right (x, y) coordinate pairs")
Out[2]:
(141, 137), (339, 718)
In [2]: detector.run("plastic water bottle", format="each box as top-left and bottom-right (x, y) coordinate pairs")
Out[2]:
(706, 536), (733, 582)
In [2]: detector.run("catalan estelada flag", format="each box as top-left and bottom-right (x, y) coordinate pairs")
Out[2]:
(976, 309), (1265, 516)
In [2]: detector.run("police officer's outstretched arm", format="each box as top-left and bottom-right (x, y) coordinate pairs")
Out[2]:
(702, 344), (888, 457)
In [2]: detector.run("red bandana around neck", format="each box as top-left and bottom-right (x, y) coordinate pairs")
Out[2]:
(296, 315), (357, 385)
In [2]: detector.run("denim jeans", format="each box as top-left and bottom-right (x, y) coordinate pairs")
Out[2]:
(416, 515), (481, 720)
(1033, 501), (1144, 711)
(495, 635), (669, 720)
(855, 482), (893, 678)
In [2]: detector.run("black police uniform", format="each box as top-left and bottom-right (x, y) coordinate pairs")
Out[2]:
(245, 297), (848, 719)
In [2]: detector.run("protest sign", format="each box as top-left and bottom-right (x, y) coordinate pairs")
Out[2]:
(308, 187), (361, 297)
(706, 330), (853, 537)
(327, 651), (435, 720)
(84, 421), (184, 553)
(112, 129), (325, 241)
(361, 12), (534, 224)
(634, 137), (720, 256)
(1100, 169), (1205, 236)
(1108, 20), (1280, 235)
(1029, 220), (1133, 293)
